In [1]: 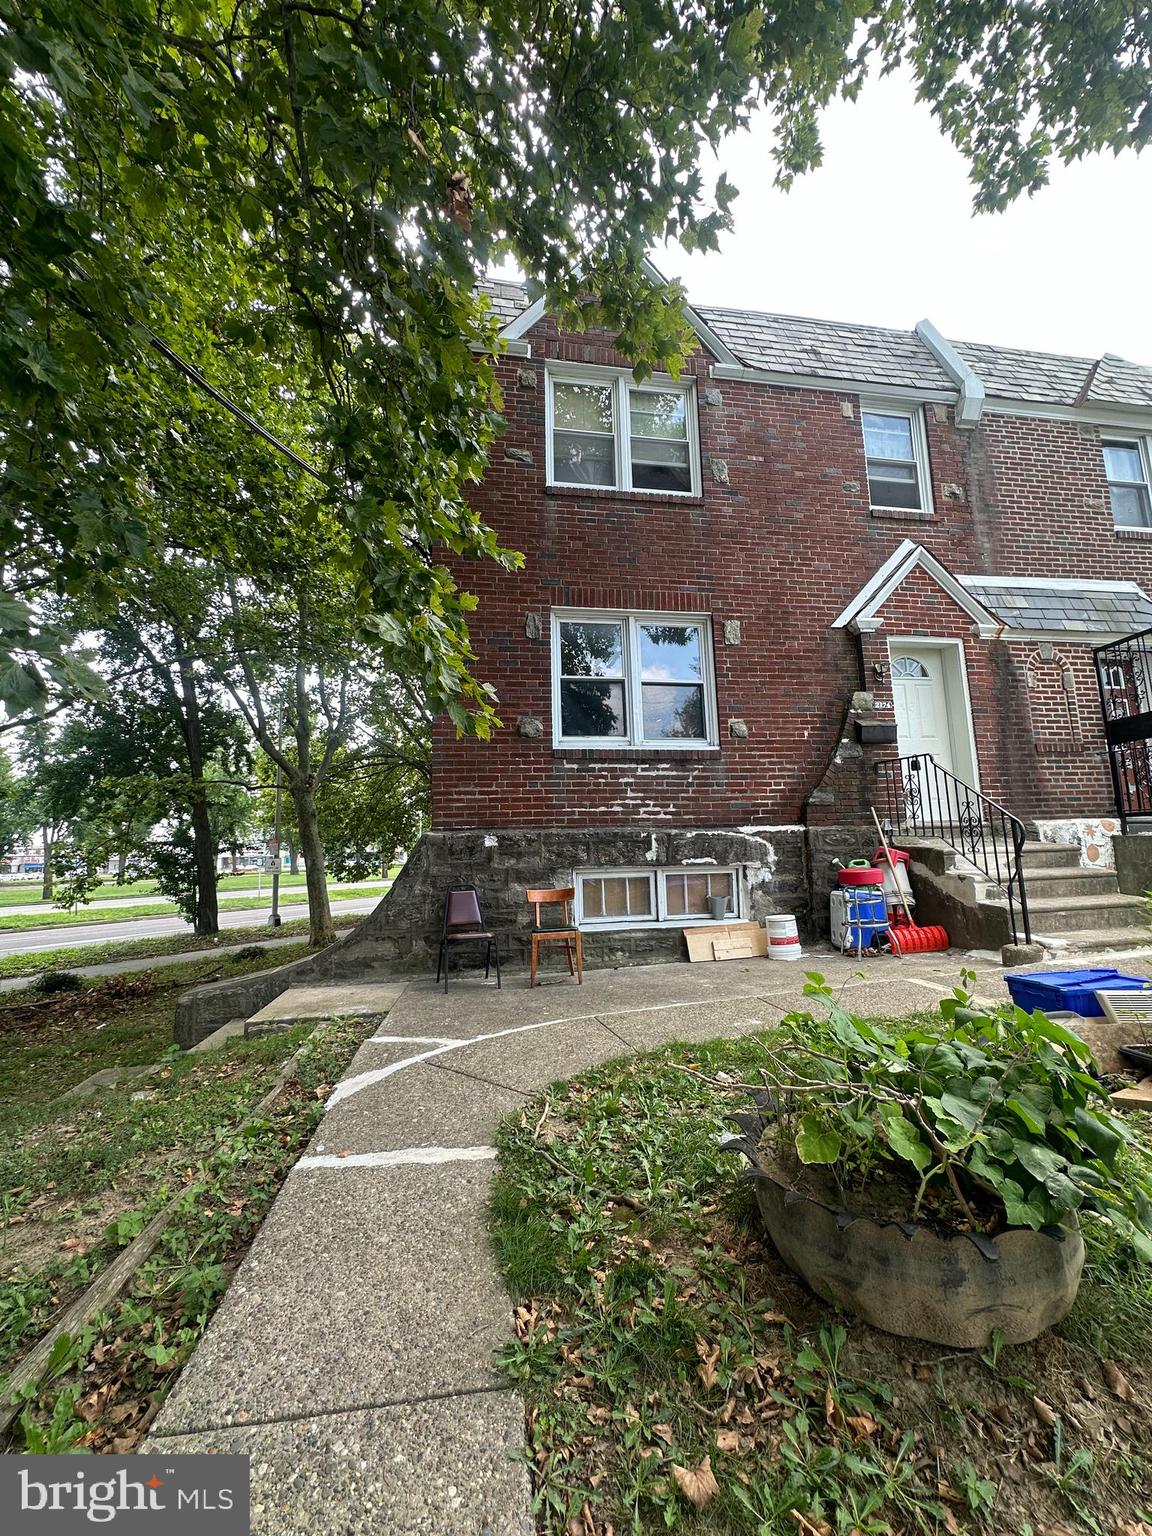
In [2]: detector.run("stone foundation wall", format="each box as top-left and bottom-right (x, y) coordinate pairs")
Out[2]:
(330, 824), (810, 974)
(174, 824), (833, 1045)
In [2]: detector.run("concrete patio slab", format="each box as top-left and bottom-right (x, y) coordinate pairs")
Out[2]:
(430, 1015), (633, 1094)
(154, 1160), (511, 1435)
(247, 981), (408, 1023)
(307, 1062), (526, 1157)
(149, 1389), (533, 1536)
(601, 995), (792, 1051)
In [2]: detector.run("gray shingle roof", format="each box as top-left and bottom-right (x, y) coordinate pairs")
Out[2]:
(959, 578), (1152, 635)
(479, 279), (533, 328)
(479, 278), (1152, 411)
(695, 306), (954, 392)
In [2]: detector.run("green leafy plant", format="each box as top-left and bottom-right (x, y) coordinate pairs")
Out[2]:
(735, 974), (1152, 1254)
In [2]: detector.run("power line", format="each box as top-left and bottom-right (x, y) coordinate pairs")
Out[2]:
(143, 328), (329, 484)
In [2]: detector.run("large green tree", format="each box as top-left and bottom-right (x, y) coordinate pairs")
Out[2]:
(2, 2), (1149, 725)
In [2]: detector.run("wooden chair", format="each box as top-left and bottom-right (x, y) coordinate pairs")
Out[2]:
(526, 887), (583, 987)
(436, 884), (501, 992)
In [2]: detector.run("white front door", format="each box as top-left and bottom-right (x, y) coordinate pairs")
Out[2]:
(890, 644), (965, 825)
(891, 646), (956, 774)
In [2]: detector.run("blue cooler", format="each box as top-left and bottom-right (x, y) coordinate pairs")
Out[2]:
(1005, 968), (1150, 1016)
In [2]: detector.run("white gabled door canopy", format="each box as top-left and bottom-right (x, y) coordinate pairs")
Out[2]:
(832, 539), (1002, 638)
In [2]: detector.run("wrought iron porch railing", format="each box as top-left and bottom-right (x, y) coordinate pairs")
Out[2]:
(874, 754), (1032, 947)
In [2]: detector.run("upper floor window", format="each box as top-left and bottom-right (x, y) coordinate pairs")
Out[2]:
(1103, 439), (1152, 528)
(547, 370), (698, 495)
(861, 405), (931, 512)
(552, 610), (715, 748)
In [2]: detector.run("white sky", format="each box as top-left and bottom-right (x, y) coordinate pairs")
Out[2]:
(652, 71), (1152, 364)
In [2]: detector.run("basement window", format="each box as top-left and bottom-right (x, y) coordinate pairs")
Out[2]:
(861, 404), (931, 512)
(576, 867), (739, 928)
(547, 368), (699, 495)
(1103, 439), (1152, 528)
(552, 610), (716, 748)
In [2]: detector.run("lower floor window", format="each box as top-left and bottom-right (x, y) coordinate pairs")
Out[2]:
(577, 867), (739, 927)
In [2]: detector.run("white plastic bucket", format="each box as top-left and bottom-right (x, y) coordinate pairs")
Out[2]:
(766, 913), (802, 962)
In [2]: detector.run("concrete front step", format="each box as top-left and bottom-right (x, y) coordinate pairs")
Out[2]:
(1033, 926), (1152, 956)
(898, 836), (1083, 878)
(1016, 893), (1148, 935)
(1019, 867), (1121, 900)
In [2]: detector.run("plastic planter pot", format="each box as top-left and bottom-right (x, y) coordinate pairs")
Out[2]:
(724, 1114), (1085, 1349)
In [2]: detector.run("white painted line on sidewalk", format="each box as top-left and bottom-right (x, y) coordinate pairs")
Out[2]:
(330, 988), (843, 1108)
(368, 1033), (460, 1046)
(294, 1145), (496, 1170)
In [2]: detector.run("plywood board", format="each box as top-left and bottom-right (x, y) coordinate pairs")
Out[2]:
(684, 921), (767, 963)
(1110, 1075), (1152, 1112)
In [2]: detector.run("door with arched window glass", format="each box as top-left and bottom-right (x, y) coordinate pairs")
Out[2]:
(890, 644), (964, 823)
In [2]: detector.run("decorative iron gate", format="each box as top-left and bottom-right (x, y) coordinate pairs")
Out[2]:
(1093, 627), (1152, 830)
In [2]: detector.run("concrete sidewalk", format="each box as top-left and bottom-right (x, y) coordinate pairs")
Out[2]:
(141, 949), (1076, 1534)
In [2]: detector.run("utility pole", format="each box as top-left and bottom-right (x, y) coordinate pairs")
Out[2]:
(268, 698), (284, 928)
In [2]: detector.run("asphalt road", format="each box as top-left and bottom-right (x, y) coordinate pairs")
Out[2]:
(0, 897), (380, 957)
(0, 878), (386, 918)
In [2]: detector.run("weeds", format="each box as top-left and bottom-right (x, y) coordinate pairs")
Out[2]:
(492, 1030), (1152, 1535)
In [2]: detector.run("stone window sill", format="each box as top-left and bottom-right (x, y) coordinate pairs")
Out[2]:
(870, 506), (934, 522)
(544, 484), (705, 509)
(1114, 525), (1152, 538)
(553, 747), (721, 765)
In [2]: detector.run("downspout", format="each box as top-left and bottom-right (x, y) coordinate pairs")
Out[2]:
(915, 319), (986, 427)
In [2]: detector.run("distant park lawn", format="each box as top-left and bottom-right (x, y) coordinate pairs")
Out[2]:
(0, 869), (400, 909)
(0, 884), (391, 933)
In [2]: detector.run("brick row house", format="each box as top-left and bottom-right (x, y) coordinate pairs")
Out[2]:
(374, 269), (1152, 966)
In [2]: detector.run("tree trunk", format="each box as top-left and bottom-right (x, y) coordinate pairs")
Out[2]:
(292, 785), (334, 946)
(40, 826), (54, 901)
(288, 838), (299, 875)
(176, 652), (220, 935)
(116, 849), (127, 881)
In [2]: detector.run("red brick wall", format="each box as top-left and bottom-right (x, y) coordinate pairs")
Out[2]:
(432, 317), (1141, 830)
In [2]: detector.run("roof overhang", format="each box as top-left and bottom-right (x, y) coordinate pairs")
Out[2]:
(495, 257), (742, 367)
(833, 539), (1003, 639)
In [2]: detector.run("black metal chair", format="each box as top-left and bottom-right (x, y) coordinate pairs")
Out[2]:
(435, 883), (501, 992)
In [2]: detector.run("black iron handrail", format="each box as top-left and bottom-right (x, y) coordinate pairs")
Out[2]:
(874, 754), (1032, 946)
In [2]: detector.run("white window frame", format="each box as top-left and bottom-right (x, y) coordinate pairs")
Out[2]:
(545, 364), (701, 497)
(1102, 436), (1152, 529)
(551, 608), (718, 750)
(575, 866), (741, 929)
(860, 400), (933, 514)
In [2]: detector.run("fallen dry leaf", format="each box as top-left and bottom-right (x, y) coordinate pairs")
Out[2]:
(824, 1386), (846, 1434)
(671, 1456), (719, 1509)
(695, 1339), (720, 1392)
(651, 1424), (674, 1445)
(1102, 1361), (1135, 1401)
(715, 1429), (740, 1453)
(1115, 1524), (1152, 1536)
(1032, 1396), (1057, 1427)
(762, 1311), (792, 1327)
(846, 1413), (878, 1441)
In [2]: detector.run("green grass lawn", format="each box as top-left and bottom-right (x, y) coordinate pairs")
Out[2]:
(0, 867), (400, 908)
(0, 951), (383, 1453)
(0, 884), (389, 932)
(493, 1028), (1152, 1536)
